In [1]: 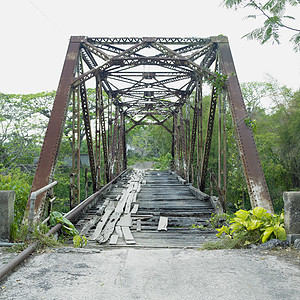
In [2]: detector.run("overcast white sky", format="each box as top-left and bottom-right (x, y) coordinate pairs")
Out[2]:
(1, 0), (299, 94)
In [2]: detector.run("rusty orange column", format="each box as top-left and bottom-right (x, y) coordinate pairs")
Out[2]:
(217, 36), (273, 213)
(26, 36), (84, 222)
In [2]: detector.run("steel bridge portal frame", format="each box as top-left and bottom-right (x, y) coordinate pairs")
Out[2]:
(26, 36), (274, 222)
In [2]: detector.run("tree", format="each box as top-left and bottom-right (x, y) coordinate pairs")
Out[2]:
(0, 92), (53, 169)
(239, 80), (299, 211)
(222, 0), (300, 51)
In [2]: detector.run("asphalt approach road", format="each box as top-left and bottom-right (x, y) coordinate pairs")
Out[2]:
(0, 247), (299, 300)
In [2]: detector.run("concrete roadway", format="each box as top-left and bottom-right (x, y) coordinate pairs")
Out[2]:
(0, 247), (299, 300)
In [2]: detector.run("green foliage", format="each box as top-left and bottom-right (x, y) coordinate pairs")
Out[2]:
(225, 81), (299, 213)
(216, 207), (286, 245)
(0, 167), (31, 226)
(49, 211), (79, 236)
(222, 0), (300, 51)
(0, 92), (54, 168)
(73, 235), (87, 248)
(190, 224), (206, 230)
(213, 72), (229, 92)
(244, 118), (257, 132)
(126, 117), (172, 161)
(9, 223), (61, 252)
(200, 235), (245, 250)
(153, 153), (172, 170)
(208, 213), (231, 229)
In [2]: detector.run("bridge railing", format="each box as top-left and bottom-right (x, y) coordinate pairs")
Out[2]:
(29, 181), (58, 224)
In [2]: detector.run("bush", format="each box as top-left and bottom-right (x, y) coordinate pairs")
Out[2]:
(208, 213), (231, 229)
(216, 207), (286, 246)
(0, 167), (31, 226)
(153, 153), (172, 170)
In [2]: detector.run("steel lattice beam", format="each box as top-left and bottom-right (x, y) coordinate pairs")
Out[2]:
(27, 35), (274, 222)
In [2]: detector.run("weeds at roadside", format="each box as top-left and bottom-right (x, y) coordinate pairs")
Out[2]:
(8, 223), (62, 253)
(200, 207), (287, 250)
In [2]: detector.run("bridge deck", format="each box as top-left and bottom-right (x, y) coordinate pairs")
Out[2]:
(74, 170), (218, 248)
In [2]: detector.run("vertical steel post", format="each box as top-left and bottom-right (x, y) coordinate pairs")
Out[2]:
(121, 113), (127, 170)
(110, 107), (119, 178)
(196, 79), (203, 189)
(79, 57), (97, 192)
(71, 87), (81, 207)
(171, 114), (175, 170)
(95, 77), (102, 188)
(200, 84), (218, 192)
(218, 87), (222, 190)
(188, 80), (199, 183)
(98, 80), (110, 183)
(174, 113), (179, 174)
(222, 92), (227, 209)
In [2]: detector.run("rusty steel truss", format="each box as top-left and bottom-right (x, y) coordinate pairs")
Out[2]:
(27, 36), (274, 222)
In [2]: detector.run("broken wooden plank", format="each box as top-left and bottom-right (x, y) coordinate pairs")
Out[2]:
(131, 214), (153, 219)
(136, 219), (142, 232)
(122, 226), (136, 244)
(109, 234), (119, 245)
(158, 216), (168, 231)
(125, 240), (136, 245)
(90, 201), (115, 240)
(95, 199), (109, 216)
(115, 189), (130, 213)
(97, 211), (122, 243)
(115, 225), (123, 238)
(124, 192), (134, 214)
(131, 204), (139, 214)
(132, 192), (138, 203)
(117, 214), (132, 227)
(80, 215), (101, 236)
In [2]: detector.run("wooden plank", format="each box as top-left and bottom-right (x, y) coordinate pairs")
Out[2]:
(131, 214), (153, 219)
(136, 219), (142, 232)
(79, 198), (110, 235)
(131, 204), (139, 214)
(79, 215), (101, 236)
(117, 214), (132, 227)
(158, 216), (168, 231)
(109, 234), (119, 245)
(132, 192), (137, 203)
(115, 189), (130, 213)
(124, 192), (133, 214)
(115, 225), (123, 238)
(122, 226), (136, 244)
(133, 182), (139, 191)
(95, 199), (109, 216)
(125, 240), (136, 245)
(90, 201), (115, 240)
(97, 211), (122, 243)
(96, 181), (136, 243)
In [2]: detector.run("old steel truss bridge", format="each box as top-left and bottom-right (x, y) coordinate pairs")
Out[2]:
(26, 36), (274, 222)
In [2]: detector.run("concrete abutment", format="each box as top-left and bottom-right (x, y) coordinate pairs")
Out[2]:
(0, 190), (15, 241)
(284, 191), (300, 245)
